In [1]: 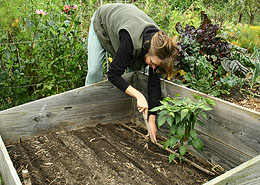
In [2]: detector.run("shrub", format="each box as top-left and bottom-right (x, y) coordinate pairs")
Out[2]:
(229, 25), (260, 53)
(172, 12), (254, 96)
(0, 1), (88, 110)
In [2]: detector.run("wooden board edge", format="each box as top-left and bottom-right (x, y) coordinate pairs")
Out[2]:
(204, 155), (260, 185)
(0, 135), (22, 185)
(0, 72), (135, 143)
(0, 72), (135, 114)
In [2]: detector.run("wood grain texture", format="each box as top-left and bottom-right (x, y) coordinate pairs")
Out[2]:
(0, 73), (134, 143)
(0, 136), (22, 185)
(136, 72), (260, 170)
(205, 155), (260, 185)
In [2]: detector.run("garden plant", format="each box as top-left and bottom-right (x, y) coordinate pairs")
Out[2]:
(0, 0), (88, 110)
(0, 0), (259, 112)
(172, 12), (258, 96)
(151, 94), (215, 162)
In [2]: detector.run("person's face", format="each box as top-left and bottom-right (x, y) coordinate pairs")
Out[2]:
(145, 54), (162, 69)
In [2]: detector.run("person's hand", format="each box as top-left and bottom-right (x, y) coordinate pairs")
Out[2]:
(148, 114), (157, 142)
(136, 95), (148, 120)
(124, 85), (149, 119)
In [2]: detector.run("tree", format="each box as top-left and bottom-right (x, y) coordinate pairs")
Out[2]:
(229, 0), (245, 24)
(244, 0), (260, 25)
(202, 0), (230, 27)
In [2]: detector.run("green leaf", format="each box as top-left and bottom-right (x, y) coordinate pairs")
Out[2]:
(192, 138), (203, 151)
(177, 125), (185, 138)
(164, 139), (171, 148)
(64, 20), (71, 25)
(169, 136), (179, 148)
(169, 153), (176, 163)
(200, 112), (208, 119)
(169, 112), (175, 118)
(172, 108), (181, 112)
(205, 98), (215, 106)
(181, 109), (189, 121)
(47, 21), (54, 27)
(160, 110), (168, 116)
(170, 125), (177, 135)
(74, 20), (81, 26)
(179, 145), (187, 156)
(25, 18), (34, 28)
(150, 106), (162, 112)
(160, 100), (169, 106)
(197, 120), (205, 127)
(190, 129), (197, 139)
(175, 114), (181, 124)
(34, 33), (42, 40)
(193, 94), (200, 99)
(157, 113), (167, 128)
(167, 115), (174, 127)
(202, 105), (212, 111)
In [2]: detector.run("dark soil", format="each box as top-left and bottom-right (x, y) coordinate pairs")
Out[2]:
(220, 84), (260, 112)
(7, 123), (216, 185)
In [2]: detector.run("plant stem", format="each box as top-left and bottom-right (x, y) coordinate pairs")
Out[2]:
(241, 88), (260, 98)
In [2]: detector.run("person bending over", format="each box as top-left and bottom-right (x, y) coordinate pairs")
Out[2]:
(85, 3), (178, 142)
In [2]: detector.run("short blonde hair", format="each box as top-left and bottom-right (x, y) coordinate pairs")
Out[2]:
(149, 31), (178, 78)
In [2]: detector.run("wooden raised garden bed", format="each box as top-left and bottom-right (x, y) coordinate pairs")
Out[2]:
(0, 72), (260, 184)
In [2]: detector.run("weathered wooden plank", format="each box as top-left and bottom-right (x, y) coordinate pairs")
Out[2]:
(0, 136), (22, 185)
(0, 73), (134, 143)
(204, 155), (260, 185)
(158, 123), (251, 169)
(131, 72), (138, 124)
(136, 72), (260, 170)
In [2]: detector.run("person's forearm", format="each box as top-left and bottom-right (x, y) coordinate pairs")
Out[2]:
(148, 114), (157, 142)
(125, 85), (149, 119)
(149, 114), (156, 122)
(125, 85), (144, 99)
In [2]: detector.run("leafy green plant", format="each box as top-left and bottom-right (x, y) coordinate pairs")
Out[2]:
(215, 74), (240, 93)
(0, 1), (88, 110)
(151, 94), (215, 162)
(221, 58), (249, 77)
(174, 11), (254, 96)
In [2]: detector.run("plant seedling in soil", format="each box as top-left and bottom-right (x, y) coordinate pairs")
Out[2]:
(151, 94), (215, 163)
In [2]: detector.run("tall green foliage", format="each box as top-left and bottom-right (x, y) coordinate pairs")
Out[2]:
(0, 0), (259, 111)
(203, 0), (260, 26)
(0, 0), (87, 110)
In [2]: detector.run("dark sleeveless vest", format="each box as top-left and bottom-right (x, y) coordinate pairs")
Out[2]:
(93, 3), (159, 70)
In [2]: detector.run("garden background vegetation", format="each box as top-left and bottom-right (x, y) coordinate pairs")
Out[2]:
(0, 0), (259, 111)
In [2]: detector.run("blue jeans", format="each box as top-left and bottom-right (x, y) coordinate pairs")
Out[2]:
(85, 13), (106, 86)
